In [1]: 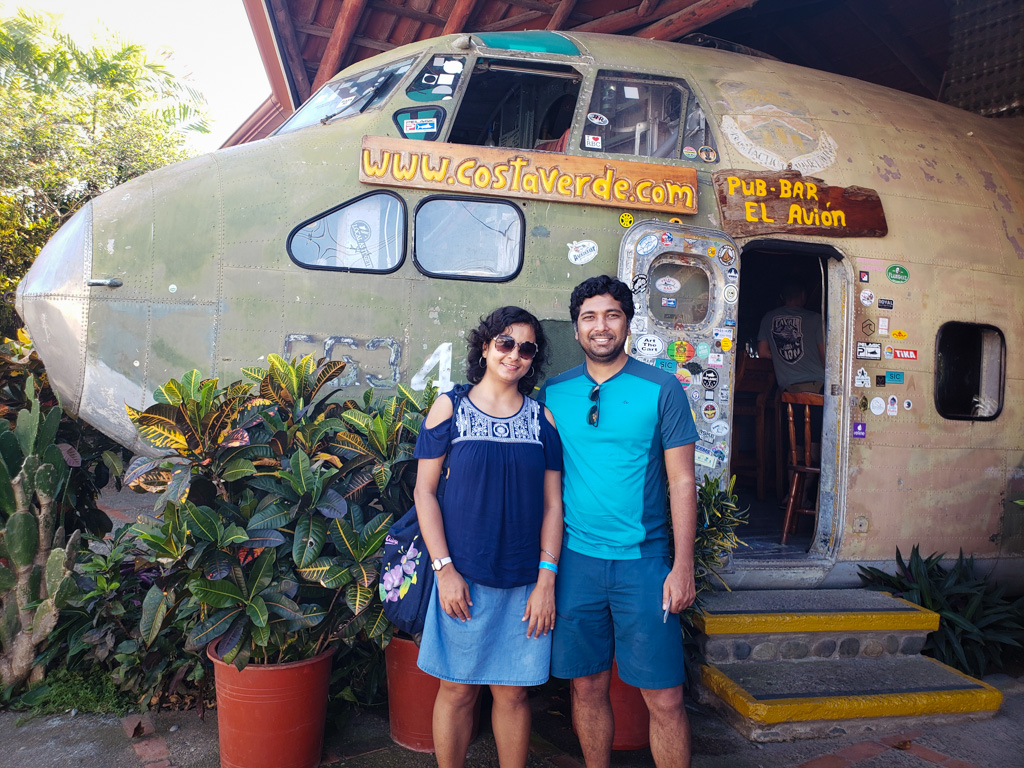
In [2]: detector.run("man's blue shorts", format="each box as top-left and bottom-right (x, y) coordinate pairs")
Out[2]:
(551, 547), (685, 689)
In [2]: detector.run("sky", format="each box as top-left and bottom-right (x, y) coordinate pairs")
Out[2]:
(3, 0), (271, 153)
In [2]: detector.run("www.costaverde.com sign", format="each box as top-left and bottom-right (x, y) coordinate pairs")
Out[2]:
(359, 136), (698, 215)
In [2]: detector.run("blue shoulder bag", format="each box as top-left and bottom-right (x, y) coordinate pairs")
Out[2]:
(379, 386), (466, 635)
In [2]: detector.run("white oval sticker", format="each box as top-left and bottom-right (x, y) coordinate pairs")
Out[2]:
(587, 112), (609, 126)
(567, 240), (599, 265)
(870, 396), (885, 415)
(655, 276), (681, 294)
(710, 420), (730, 436)
(860, 289), (875, 306)
(635, 334), (665, 356)
(723, 284), (738, 303)
(637, 234), (659, 256)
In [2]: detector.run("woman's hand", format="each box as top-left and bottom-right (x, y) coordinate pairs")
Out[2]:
(523, 580), (555, 638)
(436, 566), (472, 621)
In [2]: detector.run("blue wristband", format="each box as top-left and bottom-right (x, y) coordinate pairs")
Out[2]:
(538, 561), (558, 575)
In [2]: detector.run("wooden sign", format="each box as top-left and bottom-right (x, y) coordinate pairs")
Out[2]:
(712, 169), (887, 238)
(360, 136), (698, 215)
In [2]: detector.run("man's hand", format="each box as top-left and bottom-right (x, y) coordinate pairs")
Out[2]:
(662, 562), (696, 614)
(437, 567), (472, 621)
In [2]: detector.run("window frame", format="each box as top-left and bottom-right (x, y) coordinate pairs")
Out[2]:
(286, 190), (408, 275)
(412, 194), (526, 283)
(646, 254), (714, 331)
(934, 321), (1005, 421)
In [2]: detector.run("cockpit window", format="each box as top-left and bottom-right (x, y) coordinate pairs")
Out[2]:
(287, 191), (406, 273)
(581, 71), (718, 162)
(414, 196), (523, 281)
(275, 57), (416, 135)
(448, 59), (581, 150)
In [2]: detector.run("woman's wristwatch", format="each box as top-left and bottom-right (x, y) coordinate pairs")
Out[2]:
(431, 556), (453, 571)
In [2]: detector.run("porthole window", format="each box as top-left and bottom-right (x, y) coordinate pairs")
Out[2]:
(648, 258), (710, 327)
(935, 321), (1004, 420)
(288, 191), (406, 273)
(414, 197), (524, 281)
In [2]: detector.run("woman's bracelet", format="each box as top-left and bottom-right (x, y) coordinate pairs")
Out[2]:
(538, 561), (558, 575)
(541, 548), (558, 562)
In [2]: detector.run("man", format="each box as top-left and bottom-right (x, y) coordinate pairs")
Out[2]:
(757, 280), (826, 393)
(540, 275), (699, 768)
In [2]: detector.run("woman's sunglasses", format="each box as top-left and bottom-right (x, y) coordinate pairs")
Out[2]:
(492, 334), (538, 360)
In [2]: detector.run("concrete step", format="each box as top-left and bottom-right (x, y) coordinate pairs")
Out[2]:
(695, 655), (1003, 742)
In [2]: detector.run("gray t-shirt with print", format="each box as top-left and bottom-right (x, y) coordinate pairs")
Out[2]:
(757, 306), (825, 390)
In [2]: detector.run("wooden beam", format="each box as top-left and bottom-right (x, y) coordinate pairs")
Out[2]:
(637, 0), (660, 16)
(546, 0), (579, 29)
(268, 0), (311, 102)
(505, 0), (561, 14)
(571, 0), (700, 34)
(443, 0), (480, 34)
(312, 0), (370, 91)
(635, 0), (759, 40)
(480, 9), (546, 31)
(367, 0), (446, 28)
(352, 35), (397, 51)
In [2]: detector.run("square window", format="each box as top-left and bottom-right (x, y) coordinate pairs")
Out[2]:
(935, 321), (1004, 420)
(414, 197), (523, 281)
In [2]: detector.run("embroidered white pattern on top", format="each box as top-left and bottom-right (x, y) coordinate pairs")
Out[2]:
(452, 397), (542, 445)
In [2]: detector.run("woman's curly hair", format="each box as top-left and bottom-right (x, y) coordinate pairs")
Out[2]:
(466, 306), (547, 395)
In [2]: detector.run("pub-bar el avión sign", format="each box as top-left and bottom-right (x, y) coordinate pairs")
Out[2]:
(360, 136), (698, 215)
(712, 169), (888, 238)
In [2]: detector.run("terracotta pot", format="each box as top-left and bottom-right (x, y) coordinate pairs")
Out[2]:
(208, 641), (335, 768)
(385, 634), (481, 752)
(571, 661), (651, 751)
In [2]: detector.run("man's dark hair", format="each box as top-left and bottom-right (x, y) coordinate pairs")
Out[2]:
(781, 280), (806, 303)
(466, 306), (547, 395)
(569, 275), (635, 324)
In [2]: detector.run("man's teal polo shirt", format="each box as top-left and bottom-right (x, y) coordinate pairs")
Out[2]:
(539, 356), (698, 560)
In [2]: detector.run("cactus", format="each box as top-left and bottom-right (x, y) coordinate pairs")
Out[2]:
(0, 377), (78, 692)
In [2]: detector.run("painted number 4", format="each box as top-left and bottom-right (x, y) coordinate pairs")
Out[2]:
(411, 343), (454, 392)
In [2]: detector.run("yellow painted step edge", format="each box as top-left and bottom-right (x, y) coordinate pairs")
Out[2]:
(695, 598), (939, 635)
(699, 659), (1002, 725)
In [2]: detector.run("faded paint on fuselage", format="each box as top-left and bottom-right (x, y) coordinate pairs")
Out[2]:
(17, 32), (1024, 588)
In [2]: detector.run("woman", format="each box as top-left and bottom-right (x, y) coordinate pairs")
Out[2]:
(414, 306), (563, 768)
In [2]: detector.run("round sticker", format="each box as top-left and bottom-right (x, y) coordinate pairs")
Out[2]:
(870, 397), (885, 415)
(725, 267), (739, 282)
(637, 234), (659, 256)
(710, 420), (730, 436)
(635, 334), (665, 356)
(567, 240), (598, 265)
(903, 399), (913, 411)
(719, 245), (736, 265)
(860, 289), (875, 306)
(619, 212), (634, 228)
(702, 403), (718, 421)
(721, 337), (733, 352)
(682, 146), (697, 160)
(587, 112), (609, 126)
(698, 146), (718, 162)
(676, 369), (692, 389)
(707, 245), (717, 259)
(723, 284), (738, 304)
(696, 342), (710, 359)
(656, 276), (681, 294)
(668, 340), (695, 363)
(701, 369), (719, 389)
(660, 231), (674, 246)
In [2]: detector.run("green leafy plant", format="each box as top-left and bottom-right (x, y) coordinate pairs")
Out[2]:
(859, 546), (1024, 677)
(692, 472), (748, 603)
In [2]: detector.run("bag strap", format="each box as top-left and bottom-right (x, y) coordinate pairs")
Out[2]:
(436, 385), (467, 504)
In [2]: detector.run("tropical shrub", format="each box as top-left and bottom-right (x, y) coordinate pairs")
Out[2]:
(692, 472), (748, 604)
(859, 546), (1024, 677)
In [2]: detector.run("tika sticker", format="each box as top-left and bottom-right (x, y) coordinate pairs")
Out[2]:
(860, 289), (875, 306)
(856, 342), (881, 360)
(878, 317), (889, 336)
(887, 395), (898, 416)
(585, 134), (603, 149)
(708, 353), (725, 367)
(655, 275), (681, 293)
(637, 234), (659, 256)
(635, 334), (665, 356)
(852, 422), (867, 438)
(870, 397), (885, 415)
(587, 112), (609, 126)
(854, 368), (871, 387)
(892, 348), (918, 360)
(567, 240), (599, 265)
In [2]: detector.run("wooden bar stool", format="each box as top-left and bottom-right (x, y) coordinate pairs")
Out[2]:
(780, 392), (824, 544)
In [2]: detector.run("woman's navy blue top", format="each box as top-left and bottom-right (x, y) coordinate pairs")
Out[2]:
(414, 390), (563, 589)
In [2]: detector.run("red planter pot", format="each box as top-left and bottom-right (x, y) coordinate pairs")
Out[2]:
(208, 641), (335, 768)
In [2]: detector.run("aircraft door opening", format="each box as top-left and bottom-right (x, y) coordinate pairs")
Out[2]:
(618, 221), (741, 486)
(731, 241), (846, 561)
